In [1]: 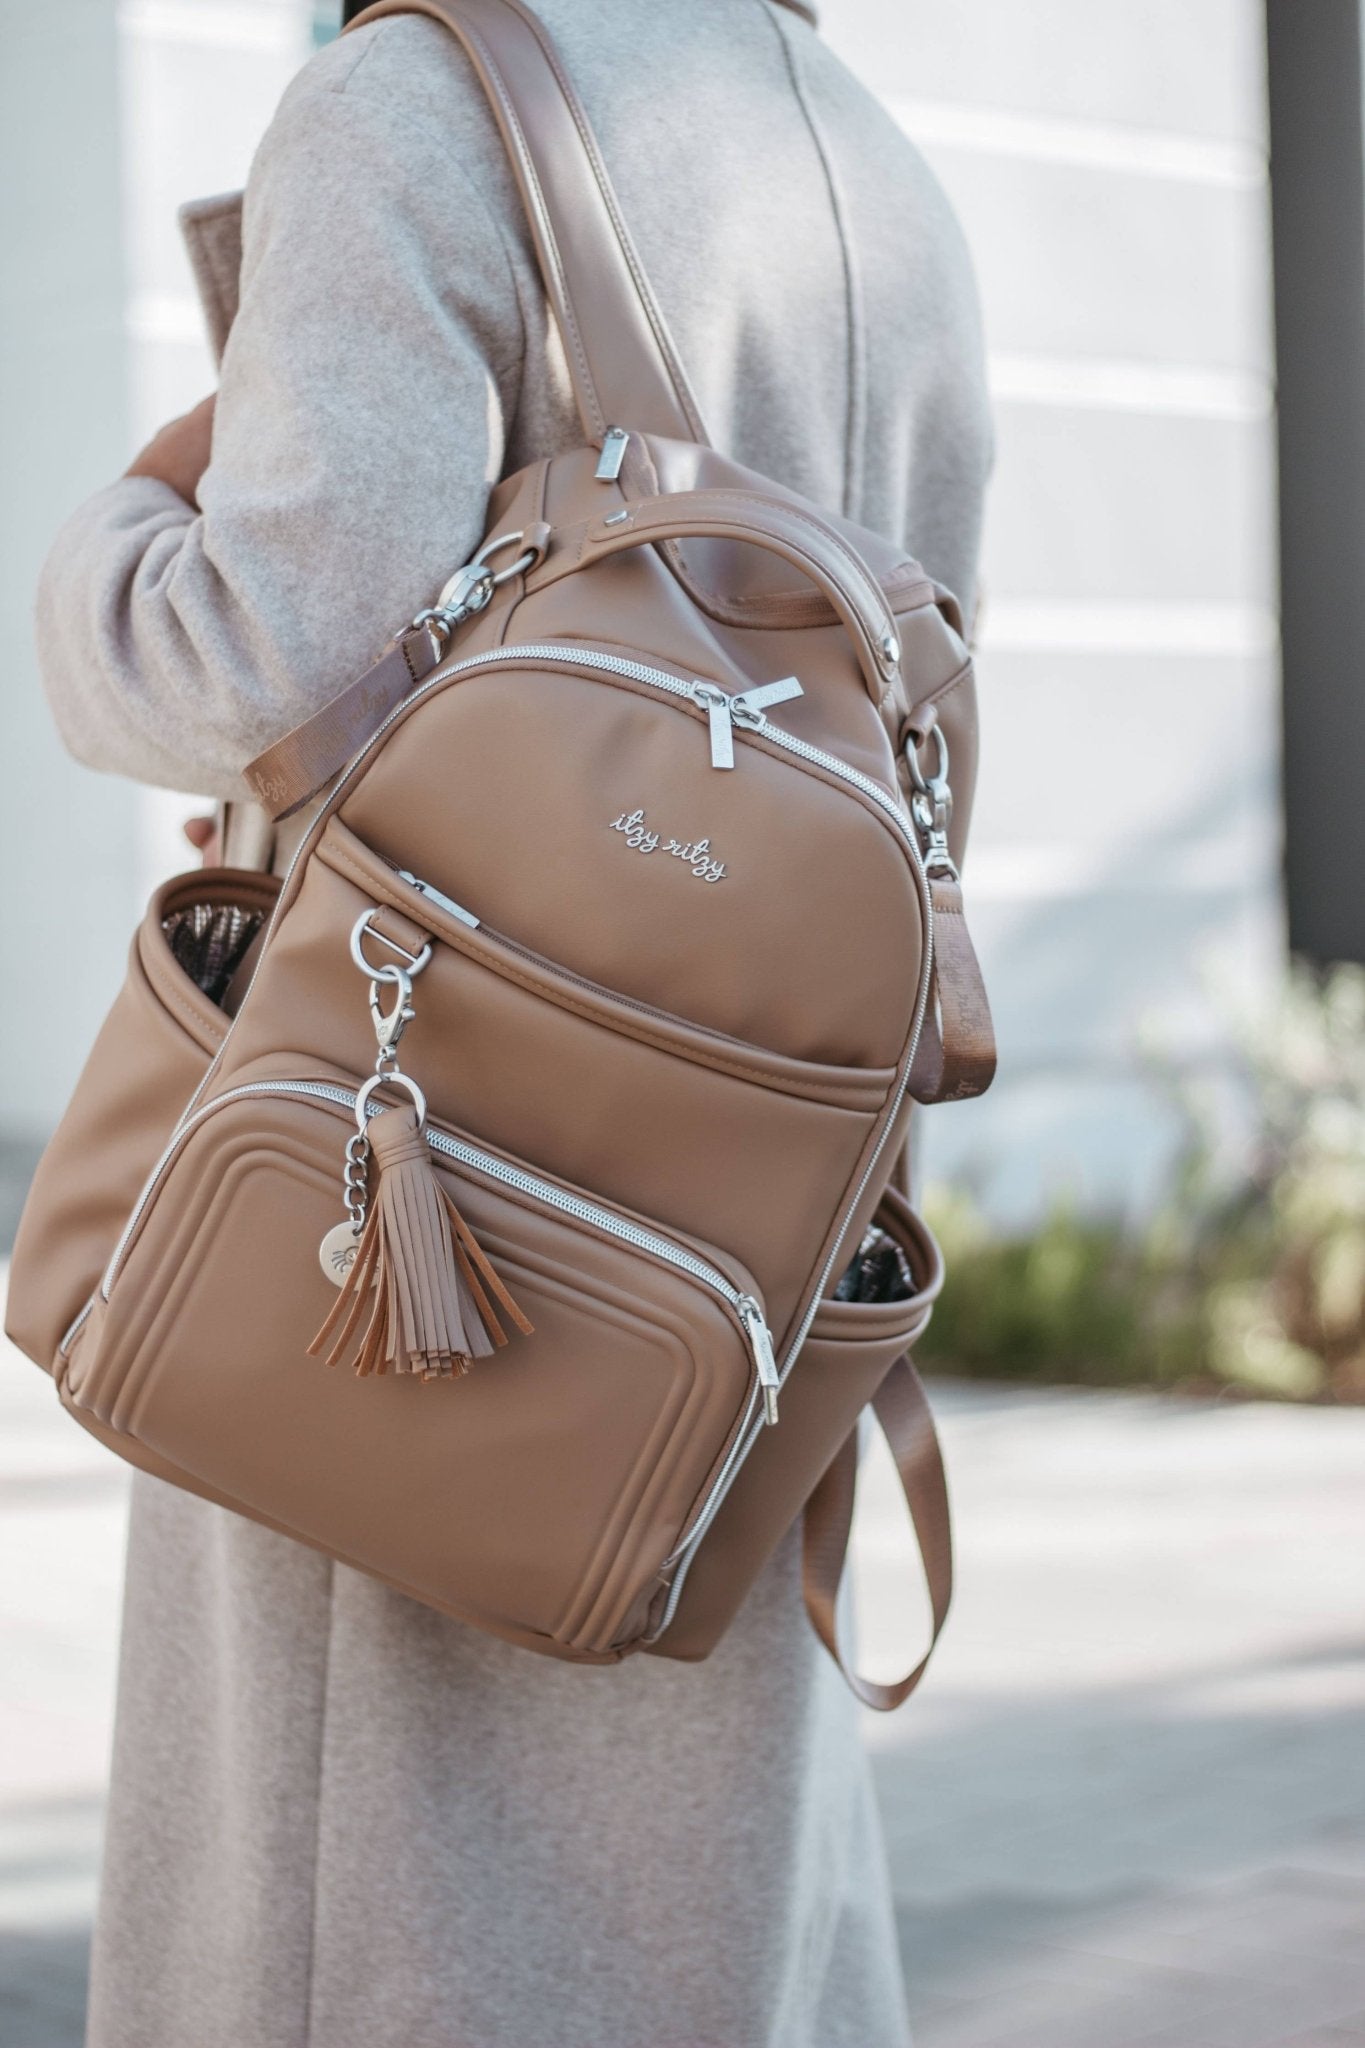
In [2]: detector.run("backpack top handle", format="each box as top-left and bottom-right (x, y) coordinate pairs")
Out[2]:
(349, 0), (710, 449)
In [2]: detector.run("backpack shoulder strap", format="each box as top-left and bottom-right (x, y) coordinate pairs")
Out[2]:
(350, 0), (708, 447)
(802, 1351), (954, 1711)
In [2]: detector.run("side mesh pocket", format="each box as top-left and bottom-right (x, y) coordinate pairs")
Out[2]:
(6, 868), (279, 1369)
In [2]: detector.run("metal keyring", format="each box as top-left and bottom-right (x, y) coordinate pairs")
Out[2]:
(355, 1070), (427, 1133)
(349, 909), (432, 981)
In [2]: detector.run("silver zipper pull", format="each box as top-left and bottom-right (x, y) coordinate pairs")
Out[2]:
(688, 677), (805, 770)
(689, 683), (735, 769)
(738, 1296), (781, 1425)
(397, 869), (481, 929)
(595, 426), (630, 481)
(731, 675), (804, 722)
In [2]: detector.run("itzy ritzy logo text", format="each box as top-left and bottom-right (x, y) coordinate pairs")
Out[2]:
(609, 809), (727, 884)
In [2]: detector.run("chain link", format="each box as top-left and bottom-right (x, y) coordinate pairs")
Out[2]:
(342, 1129), (370, 1235)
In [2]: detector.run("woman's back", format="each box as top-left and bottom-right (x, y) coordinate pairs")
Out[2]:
(440, 0), (991, 579)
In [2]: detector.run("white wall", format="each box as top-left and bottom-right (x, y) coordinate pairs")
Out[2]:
(822, 0), (1282, 1223)
(0, 0), (140, 1165)
(120, 0), (316, 890)
(0, 0), (315, 1188)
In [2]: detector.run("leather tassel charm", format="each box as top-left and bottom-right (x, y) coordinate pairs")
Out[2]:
(309, 1106), (533, 1380)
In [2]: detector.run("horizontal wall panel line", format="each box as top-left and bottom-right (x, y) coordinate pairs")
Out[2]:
(981, 600), (1280, 658)
(964, 845), (1279, 901)
(989, 352), (1272, 421)
(891, 97), (1266, 188)
(926, 1047), (1262, 1085)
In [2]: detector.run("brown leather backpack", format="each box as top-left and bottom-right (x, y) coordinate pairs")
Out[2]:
(6, 0), (994, 1708)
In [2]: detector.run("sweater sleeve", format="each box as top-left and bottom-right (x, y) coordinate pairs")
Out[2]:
(34, 27), (525, 799)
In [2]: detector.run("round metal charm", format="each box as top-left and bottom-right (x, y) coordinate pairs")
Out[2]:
(318, 1220), (363, 1287)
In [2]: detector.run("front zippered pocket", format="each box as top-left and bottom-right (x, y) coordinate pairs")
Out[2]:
(314, 817), (898, 1117)
(72, 1072), (778, 1656)
(101, 1079), (773, 1359)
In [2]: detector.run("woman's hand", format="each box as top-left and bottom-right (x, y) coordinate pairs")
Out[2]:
(126, 394), (217, 508)
(183, 814), (221, 866)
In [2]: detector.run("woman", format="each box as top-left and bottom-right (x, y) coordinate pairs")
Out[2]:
(38, 3), (989, 2042)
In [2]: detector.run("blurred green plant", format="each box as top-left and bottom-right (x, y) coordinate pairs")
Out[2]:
(919, 961), (1365, 1402)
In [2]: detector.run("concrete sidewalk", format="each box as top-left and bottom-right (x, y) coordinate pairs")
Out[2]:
(3, 1297), (1363, 2046)
(855, 1383), (1365, 2046)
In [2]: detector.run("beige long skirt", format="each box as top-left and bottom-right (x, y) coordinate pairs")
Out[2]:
(85, 1472), (911, 2048)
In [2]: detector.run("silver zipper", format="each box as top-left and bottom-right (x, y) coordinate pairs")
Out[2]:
(381, 859), (809, 1064)
(418, 643), (916, 839)
(655, 981), (928, 1604)
(58, 1299), (95, 1357)
(737, 1295), (780, 1425)
(407, 648), (936, 1407)
(96, 1079), (776, 1424)
(471, 645), (936, 1601)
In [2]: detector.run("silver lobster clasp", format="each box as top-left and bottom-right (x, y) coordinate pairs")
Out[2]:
(368, 967), (415, 1055)
(904, 726), (959, 880)
(433, 561), (496, 617)
(413, 528), (550, 649)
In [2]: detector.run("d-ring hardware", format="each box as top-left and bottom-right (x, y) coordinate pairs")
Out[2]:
(904, 724), (949, 799)
(349, 909), (432, 980)
(467, 528), (544, 591)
